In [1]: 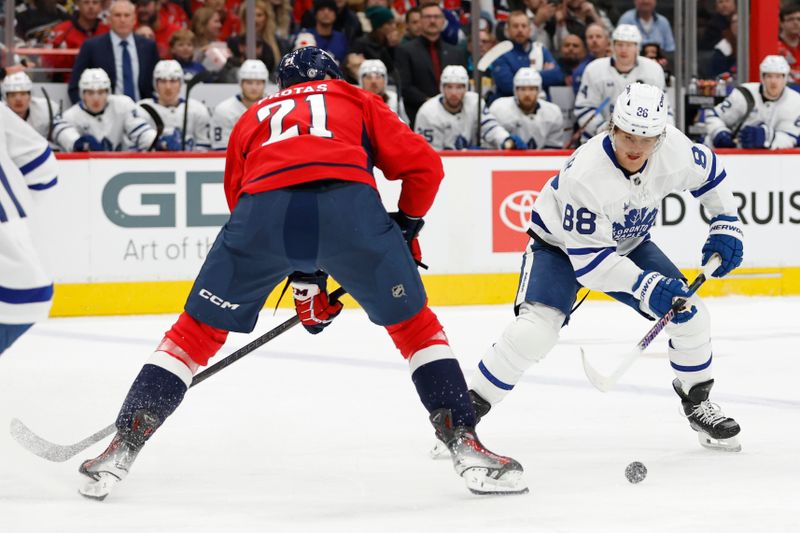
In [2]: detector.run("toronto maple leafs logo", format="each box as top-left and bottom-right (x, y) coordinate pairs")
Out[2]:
(612, 206), (658, 242)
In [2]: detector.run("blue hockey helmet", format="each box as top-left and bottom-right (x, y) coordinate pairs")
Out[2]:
(277, 47), (343, 89)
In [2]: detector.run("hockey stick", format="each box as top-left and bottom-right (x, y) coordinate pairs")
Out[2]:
(40, 87), (54, 142)
(477, 40), (513, 72)
(181, 70), (213, 150)
(730, 85), (756, 140)
(138, 102), (165, 152)
(10, 287), (348, 462)
(580, 255), (721, 392)
(563, 96), (611, 149)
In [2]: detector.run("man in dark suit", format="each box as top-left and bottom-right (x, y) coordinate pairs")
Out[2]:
(395, 3), (467, 126)
(68, 0), (160, 103)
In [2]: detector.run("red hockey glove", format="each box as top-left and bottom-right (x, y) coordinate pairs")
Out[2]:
(389, 211), (425, 264)
(290, 271), (343, 335)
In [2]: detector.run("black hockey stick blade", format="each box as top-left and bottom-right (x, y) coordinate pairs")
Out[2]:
(41, 87), (55, 141)
(182, 70), (214, 150)
(580, 255), (721, 392)
(9, 286), (348, 461)
(139, 102), (165, 152)
(730, 86), (756, 139)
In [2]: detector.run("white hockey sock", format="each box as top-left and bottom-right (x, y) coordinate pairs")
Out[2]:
(666, 299), (713, 392)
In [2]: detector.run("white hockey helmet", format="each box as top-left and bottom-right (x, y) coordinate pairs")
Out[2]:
(513, 67), (542, 89)
(611, 24), (642, 46)
(238, 59), (269, 82)
(358, 59), (387, 87)
(760, 54), (790, 80)
(153, 59), (184, 87)
(440, 65), (468, 93)
(1, 71), (33, 96)
(79, 68), (111, 92)
(610, 83), (668, 142)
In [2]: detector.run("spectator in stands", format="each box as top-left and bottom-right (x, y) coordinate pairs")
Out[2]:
(492, 11), (563, 99)
(778, 4), (800, 86)
(267, 0), (295, 40)
(402, 7), (422, 43)
(343, 52), (365, 84)
(160, 0), (189, 28)
(298, 0), (348, 64)
(394, 2), (467, 126)
(709, 13), (736, 79)
(617, 0), (675, 53)
(170, 29), (205, 78)
(45, 0), (110, 82)
(521, 0), (555, 49)
(227, 0), (289, 74)
(700, 0), (735, 50)
(571, 22), (609, 93)
(191, 7), (224, 58)
(350, 6), (400, 74)
(333, 0), (363, 43)
(136, 0), (182, 57)
(135, 24), (156, 40)
(68, 0), (160, 103)
(16, 0), (69, 41)
(642, 42), (668, 70)
(558, 33), (587, 90)
(549, 0), (613, 51)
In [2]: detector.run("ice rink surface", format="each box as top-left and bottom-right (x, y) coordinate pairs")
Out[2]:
(1, 296), (798, 533)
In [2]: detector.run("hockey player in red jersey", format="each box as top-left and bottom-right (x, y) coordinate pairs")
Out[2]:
(78, 47), (528, 500)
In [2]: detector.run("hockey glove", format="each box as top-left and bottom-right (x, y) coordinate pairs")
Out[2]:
(633, 271), (697, 324)
(712, 130), (736, 148)
(156, 130), (183, 151)
(390, 211), (424, 264)
(73, 135), (105, 152)
(289, 271), (343, 335)
(738, 124), (771, 149)
(701, 215), (743, 278)
(503, 135), (527, 150)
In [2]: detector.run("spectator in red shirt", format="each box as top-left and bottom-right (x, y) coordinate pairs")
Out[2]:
(191, 6), (224, 60)
(778, 4), (800, 85)
(45, 0), (109, 81)
(136, 0), (182, 57)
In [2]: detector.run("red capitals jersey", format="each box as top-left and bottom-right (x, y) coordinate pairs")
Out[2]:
(45, 18), (109, 79)
(224, 79), (444, 217)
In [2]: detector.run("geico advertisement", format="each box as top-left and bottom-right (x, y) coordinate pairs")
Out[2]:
(33, 153), (800, 284)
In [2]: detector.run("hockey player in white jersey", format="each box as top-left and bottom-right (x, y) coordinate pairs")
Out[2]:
(489, 68), (565, 149)
(0, 103), (59, 355)
(358, 59), (409, 124)
(140, 60), (212, 151)
(467, 83), (744, 453)
(52, 69), (157, 152)
(575, 24), (669, 143)
(211, 59), (270, 151)
(705, 55), (800, 150)
(414, 65), (525, 150)
(1, 71), (60, 142)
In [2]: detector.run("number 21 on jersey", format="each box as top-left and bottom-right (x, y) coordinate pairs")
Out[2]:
(257, 94), (332, 146)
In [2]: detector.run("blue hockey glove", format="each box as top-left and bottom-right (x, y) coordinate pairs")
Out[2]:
(503, 135), (527, 150)
(633, 271), (697, 324)
(738, 124), (770, 149)
(73, 135), (105, 152)
(701, 214), (743, 278)
(289, 271), (343, 335)
(453, 135), (470, 150)
(390, 211), (424, 264)
(712, 130), (736, 148)
(156, 130), (182, 151)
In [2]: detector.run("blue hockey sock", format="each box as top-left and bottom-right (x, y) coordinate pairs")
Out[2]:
(0, 324), (33, 355)
(411, 359), (477, 428)
(115, 364), (188, 431)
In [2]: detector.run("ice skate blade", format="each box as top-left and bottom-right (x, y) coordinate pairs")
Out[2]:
(79, 472), (122, 501)
(461, 468), (529, 496)
(429, 440), (449, 460)
(698, 432), (742, 452)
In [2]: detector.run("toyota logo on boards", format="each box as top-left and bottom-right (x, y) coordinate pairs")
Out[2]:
(491, 170), (557, 253)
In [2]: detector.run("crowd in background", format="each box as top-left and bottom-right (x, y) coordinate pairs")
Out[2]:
(2, 0), (800, 150)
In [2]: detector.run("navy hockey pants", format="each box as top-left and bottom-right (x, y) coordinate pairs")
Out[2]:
(184, 181), (427, 333)
(516, 239), (685, 321)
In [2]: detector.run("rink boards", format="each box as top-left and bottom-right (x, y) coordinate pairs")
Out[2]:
(36, 150), (800, 316)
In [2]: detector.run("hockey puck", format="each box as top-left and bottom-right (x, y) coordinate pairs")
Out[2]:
(625, 461), (647, 484)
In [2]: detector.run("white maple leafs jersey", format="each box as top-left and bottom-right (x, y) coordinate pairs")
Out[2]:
(139, 97), (212, 151)
(23, 96), (59, 141)
(489, 97), (564, 149)
(211, 95), (248, 150)
(0, 103), (59, 323)
(575, 56), (670, 142)
(528, 125), (737, 296)
(704, 82), (800, 149)
(414, 92), (511, 150)
(52, 95), (157, 152)
(381, 90), (409, 124)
